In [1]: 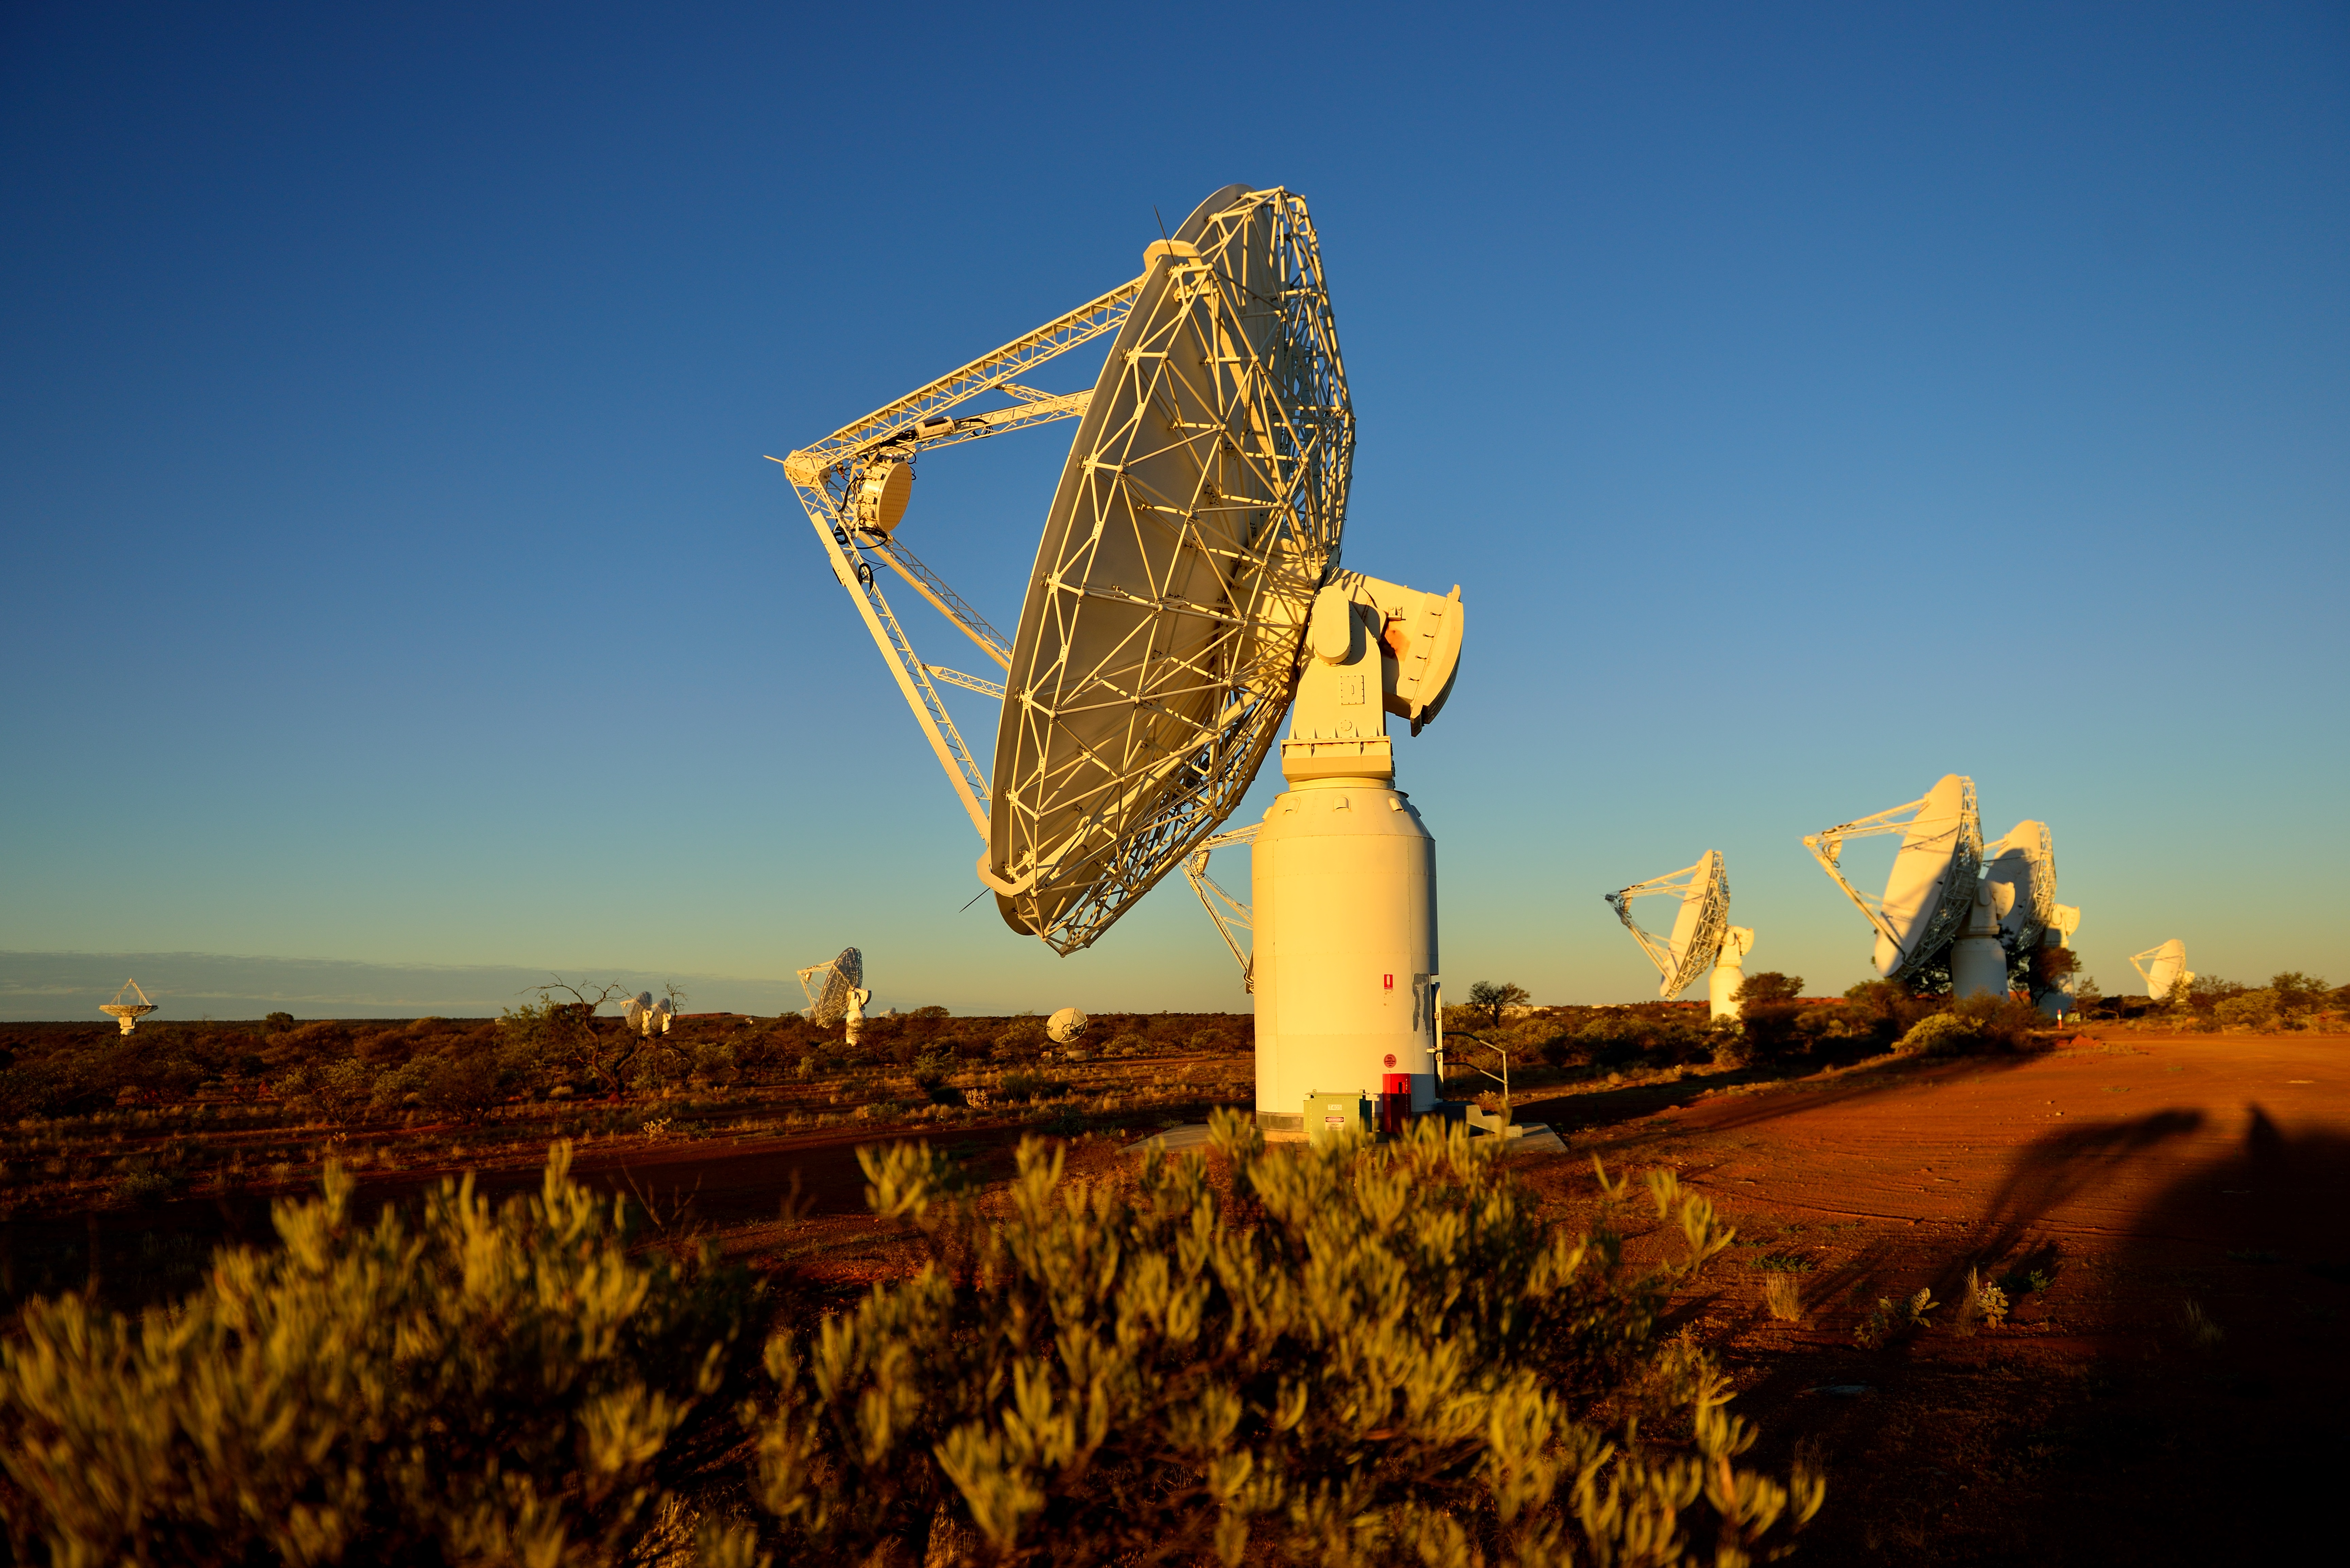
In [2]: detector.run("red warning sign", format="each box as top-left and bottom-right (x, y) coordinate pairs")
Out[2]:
(1383, 973), (1393, 990)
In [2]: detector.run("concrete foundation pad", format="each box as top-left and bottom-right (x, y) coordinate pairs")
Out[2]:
(1122, 1123), (1216, 1155)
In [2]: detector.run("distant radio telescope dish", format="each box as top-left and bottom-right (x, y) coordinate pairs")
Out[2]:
(2130, 939), (2192, 1001)
(796, 947), (865, 1026)
(1605, 851), (1733, 1001)
(622, 991), (674, 1037)
(99, 977), (156, 1035)
(1804, 774), (1984, 982)
(1980, 820), (2058, 952)
(1047, 1006), (1090, 1045)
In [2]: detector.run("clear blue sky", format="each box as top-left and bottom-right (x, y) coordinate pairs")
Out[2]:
(3, 2), (2344, 1019)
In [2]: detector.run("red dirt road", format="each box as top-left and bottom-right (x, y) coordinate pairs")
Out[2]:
(1524, 1031), (2350, 1565)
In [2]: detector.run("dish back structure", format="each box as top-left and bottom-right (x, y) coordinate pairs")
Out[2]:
(1606, 851), (1732, 999)
(1981, 820), (2059, 952)
(796, 948), (864, 1026)
(777, 186), (1349, 956)
(1803, 774), (1984, 981)
(2130, 939), (2191, 1001)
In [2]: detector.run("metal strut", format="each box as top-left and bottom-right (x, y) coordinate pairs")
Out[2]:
(772, 276), (1145, 842)
(1184, 824), (1259, 989)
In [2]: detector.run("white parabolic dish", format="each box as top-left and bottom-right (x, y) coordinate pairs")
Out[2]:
(1804, 774), (1985, 982)
(798, 947), (864, 1026)
(2133, 938), (2190, 1000)
(1980, 820), (2058, 950)
(1605, 851), (1732, 1000)
(986, 186), (1350, 954)
(1875, 776), (1974, 975)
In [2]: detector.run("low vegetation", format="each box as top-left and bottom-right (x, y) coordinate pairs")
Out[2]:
(2083, 970), (2345, 1031)
(0, 1126), (1822, 1566)
(0, 1145), (757, 1564)
(0, 1004), (1258, 1232)
(1435, 969), (2058, 1097)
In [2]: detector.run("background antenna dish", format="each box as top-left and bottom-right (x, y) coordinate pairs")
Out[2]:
(2130, 938), (2192, 1001)
(1980, 820), (2058, 952)
(1803, 774), (1984, 981)
(795, 947), (865, 1026)
(1605, 851), (1732, 1000)
(99, 977), (157, 1035)
(621, 990), (674, 1037)
(985, 185), (1351, 952)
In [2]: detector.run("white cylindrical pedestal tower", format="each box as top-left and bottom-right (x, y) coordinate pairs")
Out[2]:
(1950, 934), (2007, 1000)
(1708, 961), (1745, 1021)
(1949, 883), (2008, 1000)
(1251, 781), (1438, 1132)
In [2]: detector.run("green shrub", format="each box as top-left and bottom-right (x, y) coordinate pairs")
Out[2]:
(992, 1019), (1048, 1061)
(2212, 990), (2278, 1031)
(1839, 980), (1942, 1049)
(1896, 1011), (1980, 1056)
(2270, 972), (2330, 1021)
(0, 1145), (757, 1564)
(746, 1112), (1821, 1565)
(1896, 995), (2042, 1056)
(997, 1069), (1047, 1103)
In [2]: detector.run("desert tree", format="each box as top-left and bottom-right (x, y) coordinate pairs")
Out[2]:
(1465, 980), (1530, 1029)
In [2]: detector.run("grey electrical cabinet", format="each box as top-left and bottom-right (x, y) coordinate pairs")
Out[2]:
(1303, 1092), (1367, 1146)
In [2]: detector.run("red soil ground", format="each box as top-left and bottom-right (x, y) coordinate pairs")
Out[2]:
(15, 1028), (2343, 1563)
(513, 1027), (2347, 1563)
(1516, 1028), (2350, 1564)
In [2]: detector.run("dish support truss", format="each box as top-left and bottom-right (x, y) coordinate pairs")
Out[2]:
(989, 190), (1351, 953)
(795, 947), (864, 1026)
(2129, 942), (2192, 1001)
(1605, 852), (1731, 1000)
(777, 188), (1350, 958)
(774, 276), (1148, 838)
(1803, 777), (1985, 982)
(1184, 824), (1260, 990)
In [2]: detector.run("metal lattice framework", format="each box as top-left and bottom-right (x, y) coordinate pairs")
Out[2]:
(1982, 819), (2059, 955)
(795, 947), (863, 1026)
(774, 281), (1145, 837)
(988, 189), (1350, 952)
(1605, 850), (1732, 999)
(1803, 776), (1984, 981)
(776, 186), (1350, 956)
(1183, 824), (1260, 989)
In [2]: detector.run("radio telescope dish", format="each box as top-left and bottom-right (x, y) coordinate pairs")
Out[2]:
(2130, 939), (2192, 1001)
(1605, 851), (1732, 1000)
(1981, 820), (2058, 952)
(777, 185), (1350, 958)
(1047, 1006), (1090, 1045)
(99, 977), (156, 1035)
(778, 185), (1466, 1137)
(622, 992), (674, 1037)
(795, 947), (864, 1026)
(1804, 774), (1984, 981)
(987, 186), (1350, 951)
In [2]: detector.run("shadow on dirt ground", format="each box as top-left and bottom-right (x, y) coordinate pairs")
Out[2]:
(1746, 1101), (2350, 1566)
(2040, 1109), (2350, 1565)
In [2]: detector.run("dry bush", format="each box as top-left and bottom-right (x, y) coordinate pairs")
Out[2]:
(0, 1146), (758, 1564)
(745, 1116), (1822, 1566)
